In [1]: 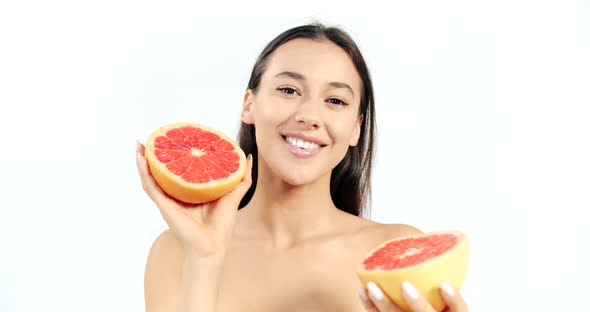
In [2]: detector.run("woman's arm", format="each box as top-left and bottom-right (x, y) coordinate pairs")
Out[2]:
(144, 230), (226, 312)
(137, 142), (253, 312)
(145, 230), (183, 312)
(180, 253), (225, 312)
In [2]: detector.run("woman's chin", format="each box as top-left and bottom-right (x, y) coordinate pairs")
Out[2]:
(279, 170), (329, 188)
(281, 175), (314, 187)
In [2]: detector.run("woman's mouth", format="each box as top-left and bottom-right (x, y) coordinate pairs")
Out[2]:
(282, 135), (325, 158)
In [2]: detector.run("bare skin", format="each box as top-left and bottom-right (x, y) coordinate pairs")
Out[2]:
(140, 38), (468, 312)
(145, 211), (420, 311)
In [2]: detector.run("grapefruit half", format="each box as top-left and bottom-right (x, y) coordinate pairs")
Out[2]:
(144, 122), (247, 204)
(357, 231), (469, 311)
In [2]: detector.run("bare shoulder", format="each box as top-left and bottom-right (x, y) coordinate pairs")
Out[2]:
(146, 229), (185, 271)
(379, 223), (423, 237)
(144, 229), (184, 312)
(339, 212), (422, 244)
(359, 220), (424, 245)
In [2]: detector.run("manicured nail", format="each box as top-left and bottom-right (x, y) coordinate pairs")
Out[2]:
(441, 281), (455, 297)
(358, 287), (368, 301)
(402, 281), (419, 301)
(367, 281), (384, 301)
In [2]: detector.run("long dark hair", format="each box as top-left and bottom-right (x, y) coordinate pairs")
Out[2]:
(237, 23), (376, 218)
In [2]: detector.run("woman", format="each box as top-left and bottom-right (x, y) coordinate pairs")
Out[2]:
(136, 23), (468, 312)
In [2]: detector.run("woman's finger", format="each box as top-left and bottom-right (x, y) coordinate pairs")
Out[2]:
(135, 142), (193, 227)
(366, 282), (404, 312)
(136, 139), (145, 155)
(359, 286), (379, 311)
(136, 143), (213, 246)
(135, 141), (172, 207)
(401, 282), (436, 312)
(440, 282), (468, 312)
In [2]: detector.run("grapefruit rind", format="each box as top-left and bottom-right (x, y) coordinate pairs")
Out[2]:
(145, 122), (247, 204)
(356, 230), (469, 312)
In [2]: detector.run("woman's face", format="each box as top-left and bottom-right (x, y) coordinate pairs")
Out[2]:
(242, 38), (363, 186)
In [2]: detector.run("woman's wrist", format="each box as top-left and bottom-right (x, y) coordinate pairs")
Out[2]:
(185, 247), (226, 261)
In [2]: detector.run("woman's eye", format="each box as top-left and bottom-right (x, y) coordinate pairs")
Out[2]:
(278, 87), (298, 95)
(328, 98), (347, 106)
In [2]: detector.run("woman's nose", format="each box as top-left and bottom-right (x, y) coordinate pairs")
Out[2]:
(294, 97), (322, 129)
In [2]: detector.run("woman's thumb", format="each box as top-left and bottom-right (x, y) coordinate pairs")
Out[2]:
(221, 154), (253, 203)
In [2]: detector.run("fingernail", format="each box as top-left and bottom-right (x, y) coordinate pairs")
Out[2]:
(402, 281), (419, 301)
(367, 281), (384, 301)
(441, 281), (455, 297)
(358, 287), (368, 301)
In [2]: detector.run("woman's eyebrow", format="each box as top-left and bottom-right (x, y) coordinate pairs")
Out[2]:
(274, 71), (355, 98)
(274, 71), (305, 80)
(329, 81), (355, 98)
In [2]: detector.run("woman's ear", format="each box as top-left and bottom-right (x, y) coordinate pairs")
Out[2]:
(241, 89), (255, 124)
(349, 114), (363, 147)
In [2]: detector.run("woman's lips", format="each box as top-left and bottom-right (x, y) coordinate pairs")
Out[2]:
(282, 135), (323, 158)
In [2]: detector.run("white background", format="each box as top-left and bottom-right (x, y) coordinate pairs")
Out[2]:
(1, 0), (589, 311)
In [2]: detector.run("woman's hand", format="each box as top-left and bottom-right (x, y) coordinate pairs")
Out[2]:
(136, 140), (253, 259)
(359, 281), (468, 312)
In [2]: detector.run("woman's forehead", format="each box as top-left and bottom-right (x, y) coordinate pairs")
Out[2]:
(263, 38), (362, 93)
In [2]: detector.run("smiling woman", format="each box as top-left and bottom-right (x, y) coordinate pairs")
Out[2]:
(136, 23), (469, 312)
(237, 26), (375, 218)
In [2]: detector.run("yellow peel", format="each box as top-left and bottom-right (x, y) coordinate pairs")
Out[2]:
(356, 231), (470, 312)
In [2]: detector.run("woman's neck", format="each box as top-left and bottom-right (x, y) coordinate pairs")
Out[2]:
(237, 163), (347, 249)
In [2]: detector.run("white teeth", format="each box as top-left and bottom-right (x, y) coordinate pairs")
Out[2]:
(285, 136), (321, 150)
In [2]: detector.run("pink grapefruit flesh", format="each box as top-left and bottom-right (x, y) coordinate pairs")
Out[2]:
(357, 231), (469, 312)
(145, 122), (246, 204)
